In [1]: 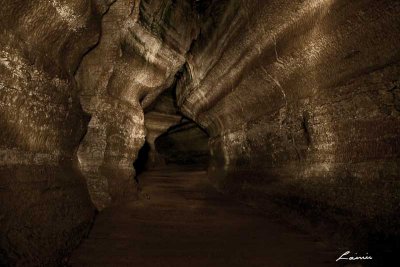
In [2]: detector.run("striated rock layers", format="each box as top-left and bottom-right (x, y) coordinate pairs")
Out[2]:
(0, 0), (113, 265)
(177, 0), (400, 237)
(75, 0), (198, 209)
(1, 0), (400, 265)
(0, 0), (199, 264)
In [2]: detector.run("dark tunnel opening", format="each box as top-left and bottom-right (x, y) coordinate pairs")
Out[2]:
(155, 119), (210, 168)
(133, 116), (210, 180)
(134, 141), (151, 177)
(134, 75), (211, 177)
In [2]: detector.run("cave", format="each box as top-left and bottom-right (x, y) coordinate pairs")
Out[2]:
(0, 0), (399, 266)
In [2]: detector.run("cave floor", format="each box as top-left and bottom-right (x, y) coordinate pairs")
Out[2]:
(69, 166), (339, 267)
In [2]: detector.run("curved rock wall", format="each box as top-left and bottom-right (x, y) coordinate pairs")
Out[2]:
(0, 0), (113, 265)
(177, 0), (400, 236)
(1, 0), (399, 264)
(76, 0), (199, 209)
(144, 88), (182, 169)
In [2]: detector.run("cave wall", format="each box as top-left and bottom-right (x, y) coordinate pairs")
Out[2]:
(1, 0), (399, 264)
(177, 0), (400, 235)
(0, 0), (114, 265)
(0, 0), (199, 264)
(75, 0), (199, 209)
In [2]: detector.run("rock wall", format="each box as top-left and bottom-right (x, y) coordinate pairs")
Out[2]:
(0, 0), (113, 265)
(75, 0), (198, 209)
(0, 0), (199, 263)
(177, 0), (400, 238)
(1, 0), (399, 264)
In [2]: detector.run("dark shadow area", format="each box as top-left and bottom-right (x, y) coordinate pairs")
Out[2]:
(141, 80), (210, 172)
(155, 119), (210, 168)
(134, 141), (151, 176)
(69, 166), (341, 267)
(0, 163), (95, 266)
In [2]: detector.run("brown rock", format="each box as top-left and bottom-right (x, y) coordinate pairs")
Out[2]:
(75, 0), (199, 209)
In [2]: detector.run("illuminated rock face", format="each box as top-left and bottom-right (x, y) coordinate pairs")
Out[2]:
(0, 0), (199, 263)
(75, 0), (198, 209)
(0, 0), (112, 265)
(177, 0), (400, 228)
(0, 0), (400, 265)
(0, 0), (107, 163)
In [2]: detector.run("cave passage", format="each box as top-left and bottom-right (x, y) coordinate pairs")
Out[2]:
(1, 0), (399, 266)
(69, 166), (339, 267)
(133, 117), (209, 178)
(154, 120), (210, 167)
(72, 115), (339, 266)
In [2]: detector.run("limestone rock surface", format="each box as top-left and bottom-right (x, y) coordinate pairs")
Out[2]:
(75, 0), (199, 209)
(177, 0), (400, 235)
(0, 0), (113, 265)
(1, 0), (400, 265)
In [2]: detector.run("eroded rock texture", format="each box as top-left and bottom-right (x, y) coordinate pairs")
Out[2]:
(0, 0), (112, 265)
(144, 88), (182, 169)
(177, 0), (400, 237)
(1, 0), (400, 265)
(76, 0), (198, 209)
